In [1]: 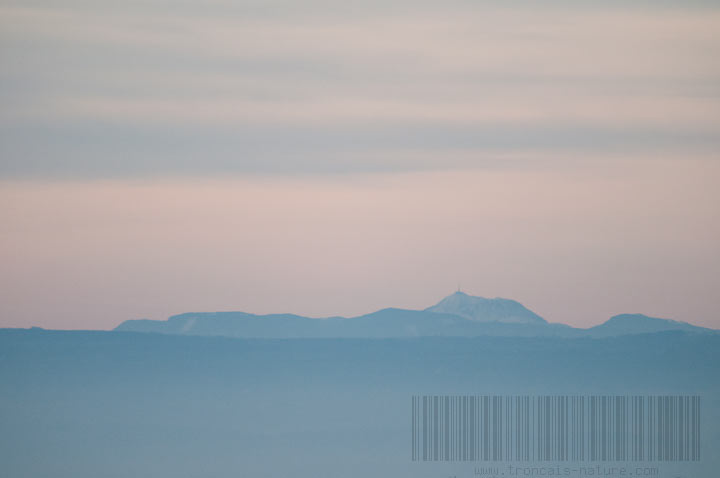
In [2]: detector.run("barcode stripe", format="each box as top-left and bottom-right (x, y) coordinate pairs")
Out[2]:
(412, 395), (700, 462)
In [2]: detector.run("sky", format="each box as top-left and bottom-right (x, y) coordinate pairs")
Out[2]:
(1, 0), (719, 329)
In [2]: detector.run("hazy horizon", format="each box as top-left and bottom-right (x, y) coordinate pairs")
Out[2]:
(2, 4), (720, 478)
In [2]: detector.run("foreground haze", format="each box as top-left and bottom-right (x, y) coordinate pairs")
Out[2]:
(2, 328), (719, 477)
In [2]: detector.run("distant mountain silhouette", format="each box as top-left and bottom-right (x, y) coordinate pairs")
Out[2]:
(114, 292), (717, 339)
(586, 313), (712, 337)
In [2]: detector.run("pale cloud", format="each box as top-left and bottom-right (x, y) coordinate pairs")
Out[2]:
(1, 2), (720, 177)
(10, 92), (719, 129)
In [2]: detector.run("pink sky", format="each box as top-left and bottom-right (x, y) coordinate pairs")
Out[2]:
(2, 157), (719, 330)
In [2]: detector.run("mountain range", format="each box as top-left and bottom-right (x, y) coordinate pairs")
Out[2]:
(115, 291), (717, 339)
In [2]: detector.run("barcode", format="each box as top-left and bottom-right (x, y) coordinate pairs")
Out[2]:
(411, 395), (700, 462)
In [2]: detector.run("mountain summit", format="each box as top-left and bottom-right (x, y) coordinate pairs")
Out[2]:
(424, 291), (547, 324)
